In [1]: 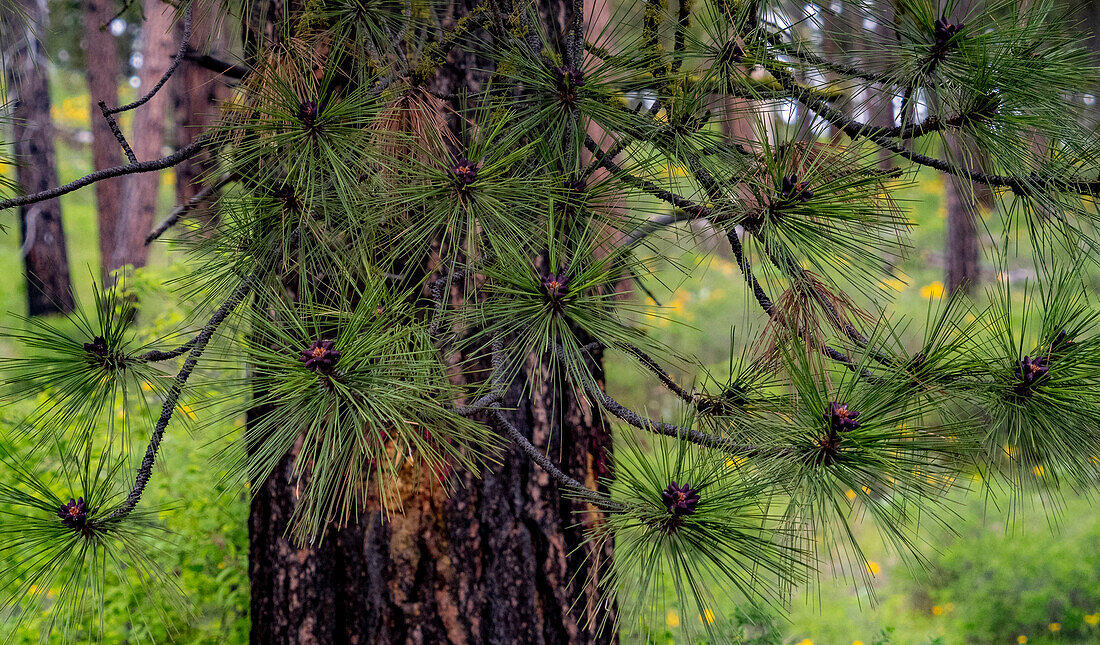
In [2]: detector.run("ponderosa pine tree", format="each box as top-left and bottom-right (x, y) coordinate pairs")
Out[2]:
(5, 0), (1100, 642)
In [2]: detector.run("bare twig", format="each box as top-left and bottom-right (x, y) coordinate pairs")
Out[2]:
(98, 101), (137, 163)
(0, 136), (208, 212)
(103, 3), (193, 116)
(145, 172), (234, 245)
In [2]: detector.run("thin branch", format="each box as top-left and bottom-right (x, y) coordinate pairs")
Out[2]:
(583, 135), (712, 217)
(765, 60), (1100, 196)
(490, 407), (618, 508)
(771, 41), (895, 85)
(98, 101), (137, 163)
(580, 371), (791, 457)
(622, 213), (697, 247)
(0, 136), (208, 212)
(183, 51), (249, 80)
(453, 392), (501, 416)
(137, 337), (197, 363)
(621, 344), (698, 406)
(105, 267), (259, 522)
(104, 4), (193, 116)
(487, 335), (619, 510)
(429, 269), (463, 340)
(145, 172), (234, 246)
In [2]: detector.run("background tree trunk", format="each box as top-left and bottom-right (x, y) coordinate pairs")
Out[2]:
(81, 0), (124, 276)
(6, 0), (75, 316)
(109, 0), (176, 274)
(943, 0), (988, 295)
(944, 168), (981, 295)
(170, 5), (228, 206)
(245, 3), (616, 643)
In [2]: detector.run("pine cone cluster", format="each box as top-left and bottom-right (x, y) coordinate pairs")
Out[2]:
(300, 339), (341, 375)
(780, 174), (814, 203)
(661, 481), (701, 517)
(57, 497), (90, 535)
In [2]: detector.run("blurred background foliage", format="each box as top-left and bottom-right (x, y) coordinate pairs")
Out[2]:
(4, 62), (1100, 644)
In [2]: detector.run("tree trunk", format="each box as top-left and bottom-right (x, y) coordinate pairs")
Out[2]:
(81, 0), (124, 276)
(944, 171), (980, 295)
(246, 3), (616, 643)
(109, 0), (176, 274)
(943, 0), (985, 295)
(6, 0), (75, 316)
(249, 361), (614, 644)
(169, 4), (228, 206)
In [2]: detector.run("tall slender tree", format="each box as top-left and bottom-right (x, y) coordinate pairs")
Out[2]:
(108, 0), (177, 274)
(3, 0), (74, 315)
(81, 0), (124, 275)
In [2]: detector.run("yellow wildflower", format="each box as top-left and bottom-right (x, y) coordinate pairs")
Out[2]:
(666, 611), (679, 627)
(1033, 465), (1045, 477)
(920, 281), (945, 299)
(932, 605), (943, 615)
(141, 380), (154, 391)
(1085, 613), (1099, 626)
(698, 608), (715, 624)
(845, 489), (857, 501)
(866, 561), (881, 576)
(1049, 623), (1061, 632)
(1018, 636), (1027, 644)
(179, 404), (198, 421)
(796, 640), (814, 645)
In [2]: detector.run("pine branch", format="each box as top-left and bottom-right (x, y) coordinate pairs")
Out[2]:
(764, 59), (1100, 196)
(104, 228), (298, 523)
(103, 3), (193, 116)
(145, 172), (234, 246)
(0, 136), (208, 211)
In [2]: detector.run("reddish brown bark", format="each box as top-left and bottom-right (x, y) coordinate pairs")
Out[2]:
(81, 0), (124, 275)
(170, 5), (229, 206)
(109, 0), (176, 274)
(245, 3), (616, 644)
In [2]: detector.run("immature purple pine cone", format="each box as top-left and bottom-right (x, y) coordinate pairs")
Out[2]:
(1012, 352), (1047, 387)
(827, 401), (861, 433)
(58, 497), (89, 533)
(449, 157), (479, 188)
(661, 481), (701, 517)
(300, 339), (342, 374)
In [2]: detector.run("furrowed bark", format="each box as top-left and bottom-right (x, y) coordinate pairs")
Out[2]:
(245, 2), (616, 643)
